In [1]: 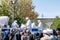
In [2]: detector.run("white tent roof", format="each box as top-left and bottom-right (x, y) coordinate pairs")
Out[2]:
(0, 16), (9, 25)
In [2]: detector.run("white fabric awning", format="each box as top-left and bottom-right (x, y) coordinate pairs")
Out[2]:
(0, 16), (9, 25)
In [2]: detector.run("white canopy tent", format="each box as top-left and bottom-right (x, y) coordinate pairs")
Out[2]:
(0, 16), (9, 26)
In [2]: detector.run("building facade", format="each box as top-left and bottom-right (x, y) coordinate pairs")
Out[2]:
(38, 18), (53, 29)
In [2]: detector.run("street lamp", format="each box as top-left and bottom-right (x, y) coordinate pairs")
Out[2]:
(11, 0), (15, 23)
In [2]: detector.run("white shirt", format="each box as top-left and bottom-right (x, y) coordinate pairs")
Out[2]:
(20, 24), (26, 29)
(31, 22), (37, 28)
(26, 19), (31, 28)
(12, 22), (19, 29)
(38, 22), (43, 30)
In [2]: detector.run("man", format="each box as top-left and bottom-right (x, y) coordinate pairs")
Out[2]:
(11, 20), (19, 40)
(21, 30), (30, 40)
(56, 28), (60, 40)
(40, 29), (51, 40)
(16, 32), (21, 40)
(31, 22), (37, 28)
(12, 20), (19, 29)
(20, 23), (27, 30)
(25, 17), (32, 29)
(47, 29), (57, 40)
(37, 20), (43, 33)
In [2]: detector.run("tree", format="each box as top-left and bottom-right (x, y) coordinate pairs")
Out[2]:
(0, 0), (12, 26)
(20, 0), (38, 19)
(0, 0), (21, 26)
(0, 0), (38, 27)
(0, 0), (11, 16)
(52, 16), (60, 29)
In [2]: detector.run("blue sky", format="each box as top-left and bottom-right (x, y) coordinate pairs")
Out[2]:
(32, 0), (60, 18)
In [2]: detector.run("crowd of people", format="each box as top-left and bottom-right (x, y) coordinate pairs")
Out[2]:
(1, 17), (60, 40)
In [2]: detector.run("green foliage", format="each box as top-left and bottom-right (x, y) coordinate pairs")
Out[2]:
(0, 0), (38, 27)
(14, 16), (26, 26)
(52, 16), (60, 29)
(0, 0), (11, 16)
(0, 0), (12, 26)
(20, 0), (38, 19)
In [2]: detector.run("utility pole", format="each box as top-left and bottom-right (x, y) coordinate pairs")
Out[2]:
(10, 0), (18, 23)
(11, 0), (15, 23)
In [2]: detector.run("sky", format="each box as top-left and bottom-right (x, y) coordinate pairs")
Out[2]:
(0, 0), (60, 18)
(32, 0), (60, 18)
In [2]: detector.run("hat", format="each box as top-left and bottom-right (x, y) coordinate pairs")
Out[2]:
(25, 17), (29, 20)
(38, 20), (41, 23)
(43, 30), (48, 34)
(14, 20), (17, 23)
(46, 29), (53, 34)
